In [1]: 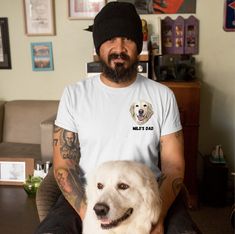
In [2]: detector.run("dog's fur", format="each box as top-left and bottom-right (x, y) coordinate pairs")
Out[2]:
(83, 161), (161, 234)
(130, 100), (154, 125)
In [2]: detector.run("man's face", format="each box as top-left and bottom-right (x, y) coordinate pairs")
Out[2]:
(99, 37), (139, 83)
(65, 131), (75, 147)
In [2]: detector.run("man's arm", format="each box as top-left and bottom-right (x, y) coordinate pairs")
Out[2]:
(53, 125), (86, 218)
(151, 130), (185, 234)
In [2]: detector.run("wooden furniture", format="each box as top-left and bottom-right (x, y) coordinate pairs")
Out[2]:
(0, 186), (40, 234)
(160, 80), (201, 208)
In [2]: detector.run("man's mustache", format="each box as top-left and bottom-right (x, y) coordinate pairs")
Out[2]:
(108, 52), (130, 63)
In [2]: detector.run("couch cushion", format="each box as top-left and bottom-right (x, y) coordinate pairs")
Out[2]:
(3, 100), (58, 144)
(0, 142), (41, 160)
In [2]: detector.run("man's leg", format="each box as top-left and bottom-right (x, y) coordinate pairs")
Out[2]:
(164, 193), (202, 234)
(35, 195), (82, 234)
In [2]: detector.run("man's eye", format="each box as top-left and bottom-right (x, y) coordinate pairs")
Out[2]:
(117, 183), (129, 190)
(97, 183), (104, 190)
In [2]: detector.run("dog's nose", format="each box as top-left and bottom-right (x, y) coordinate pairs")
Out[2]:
(93, 203), (110, 217)
(138, 109), (144, 115)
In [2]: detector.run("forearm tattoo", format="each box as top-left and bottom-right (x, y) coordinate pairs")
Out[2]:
(53, 126), (84, 211)
(172, 177), (184, 196)
(55, 167), (85, 210)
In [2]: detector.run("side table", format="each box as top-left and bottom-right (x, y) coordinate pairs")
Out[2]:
(201, 155), (229, 206)
(0, 185), (40, 234)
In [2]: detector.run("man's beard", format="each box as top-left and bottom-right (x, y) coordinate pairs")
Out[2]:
(100, 52), (138, 84)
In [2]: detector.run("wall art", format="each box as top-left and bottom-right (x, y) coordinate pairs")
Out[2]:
(68, 0), (106, 19)
(23, 0), (55, 36)
(117, 0), (196, 14)
(31, 42), (54, 71)
(0, 18), (11, 69)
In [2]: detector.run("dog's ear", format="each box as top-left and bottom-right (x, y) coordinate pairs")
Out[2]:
(142, 175), (162, 224)
(147, 103), (154, 119)
(129, 103), (135, 118)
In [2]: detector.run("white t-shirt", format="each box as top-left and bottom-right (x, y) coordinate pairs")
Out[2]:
(55, 74), (182, 177)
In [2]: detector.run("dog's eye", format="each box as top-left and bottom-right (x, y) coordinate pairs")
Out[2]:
(143, 104), (147, 107)
(135, 104), (139, 107)
(97, 183), (104, 190)
(117, 183), (129, 190)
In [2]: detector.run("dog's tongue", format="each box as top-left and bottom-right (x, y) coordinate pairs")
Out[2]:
(100, 218), (112, 225)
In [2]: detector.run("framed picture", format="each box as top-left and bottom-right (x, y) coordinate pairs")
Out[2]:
(223, 0), (235, 31)
(23, 0), (55, 36)
(68, 0), (106, 19)
(31, 42), (54, 71)
(0, 158), (34, 185)
(0, 18), (11, 69)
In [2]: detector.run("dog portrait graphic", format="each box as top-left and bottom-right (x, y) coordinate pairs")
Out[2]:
(83, 160), (161, 234)
(130, 100), (154, 125)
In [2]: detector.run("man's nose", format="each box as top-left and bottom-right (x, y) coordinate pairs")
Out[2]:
(113, 38), (127, 53)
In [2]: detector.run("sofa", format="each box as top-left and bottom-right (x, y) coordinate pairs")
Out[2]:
(0, 100), (59, 162)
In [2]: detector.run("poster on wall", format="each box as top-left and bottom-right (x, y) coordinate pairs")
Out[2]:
(31, 42), (54, 71)
(224, 0), (235, 31)
(117, 0), (196, 14)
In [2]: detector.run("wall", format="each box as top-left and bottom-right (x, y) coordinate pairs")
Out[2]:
(0, 0), (234, 171)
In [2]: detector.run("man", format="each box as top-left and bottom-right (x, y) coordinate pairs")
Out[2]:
(36, 2), (200, 234)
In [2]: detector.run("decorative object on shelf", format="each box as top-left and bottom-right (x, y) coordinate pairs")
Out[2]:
(153, 54), (196, 81)
(23, 175), (43, 197)
(31, 42), (54, 71)
(184, 15), (199, 54)
(0, 18), (11, 69)
(161, 16), (174, 54)
(117, 0), (196, 14)
(34, 160), (51, 178)
(0, 158), (34, 185)
(224, 0), (235, 31)
(23, 0), (56, 36)
(150, 17), (162, 56)
(210, 144), (226, 164)
(161, 15), (199, 55)
(68, 0), (106, 19)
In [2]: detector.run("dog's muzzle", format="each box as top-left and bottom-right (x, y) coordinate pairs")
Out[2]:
(93, 202), (133, 229)
(137, 109), (145, 121)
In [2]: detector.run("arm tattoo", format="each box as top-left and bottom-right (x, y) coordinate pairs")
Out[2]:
(172, 177), (184, 196)
(55, 167), (85, 210)
(60, 129), (80, 160)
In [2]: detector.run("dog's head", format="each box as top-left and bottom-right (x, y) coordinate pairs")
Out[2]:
(84, 161), (161, 232)
(130, 100), (154, 125)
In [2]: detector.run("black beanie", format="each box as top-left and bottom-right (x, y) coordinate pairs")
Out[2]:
(93, 2), (143, 55)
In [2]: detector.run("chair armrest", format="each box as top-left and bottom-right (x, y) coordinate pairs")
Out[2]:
(40, 114), (56, 162)
(0, 101), (5, 143)
(36, 167), (61, 222)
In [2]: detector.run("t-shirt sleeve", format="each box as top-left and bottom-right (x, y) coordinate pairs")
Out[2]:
(55, 86), (78, 133)
(161, 90), (182, 136)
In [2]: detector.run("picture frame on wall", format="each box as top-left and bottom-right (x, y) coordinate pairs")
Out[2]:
(223, 0), (235, 31)
(23, 0), (55, 36)
(0, 158), (34, 186)
(0, 18), (11, 69)
(31, 42), (54, 71)
(68, 0), (106, 19)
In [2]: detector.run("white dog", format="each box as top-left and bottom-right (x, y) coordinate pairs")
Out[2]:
(130, 100), (154, 125)
(83, 160), (161, 234)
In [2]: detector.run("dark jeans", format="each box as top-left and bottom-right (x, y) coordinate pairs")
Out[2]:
(35, 194), (201, 234)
